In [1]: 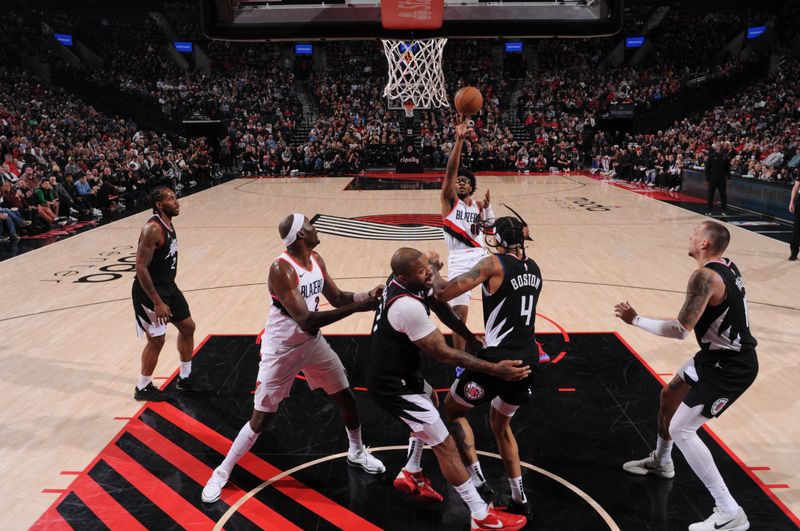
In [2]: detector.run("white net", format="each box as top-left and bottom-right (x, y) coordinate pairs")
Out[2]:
(382, 38), (449, 110)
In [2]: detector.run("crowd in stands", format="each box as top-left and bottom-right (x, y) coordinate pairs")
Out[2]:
(2, 1), (798, 242)
(589, 59), (800, 188)
(0, 68), (212, 241)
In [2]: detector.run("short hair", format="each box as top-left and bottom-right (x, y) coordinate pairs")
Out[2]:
(458, 168), (476, 195)
(701, 221), (730, 254)
(149, 186), (170, 214)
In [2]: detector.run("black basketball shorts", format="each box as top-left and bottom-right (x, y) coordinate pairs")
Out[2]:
(131, 279), (191, 337)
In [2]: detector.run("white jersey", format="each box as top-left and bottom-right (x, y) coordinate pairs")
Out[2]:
(443, 198), (484, 252)
(261, 252), (325, 351)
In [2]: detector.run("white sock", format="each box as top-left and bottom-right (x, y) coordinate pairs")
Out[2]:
(454, 479), (489, 520)
(468, 460), (486, 487)
(218, 422), (260, 477)
(405, 436), (424, 473)
(179, 361), (192, 379)
(346, 427), (363, 455)
(137, 375), (152, 390)
(509, 476), (527, 503)
(670, 403), (739, 515)
(654, 434), (673, 465)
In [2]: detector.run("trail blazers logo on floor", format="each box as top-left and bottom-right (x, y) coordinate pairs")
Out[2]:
(310, 214), (443, 241)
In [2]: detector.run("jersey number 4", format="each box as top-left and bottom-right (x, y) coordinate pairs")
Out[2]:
(521, 295), (535, 326)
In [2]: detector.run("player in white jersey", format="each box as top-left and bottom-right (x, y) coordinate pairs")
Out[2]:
(202, 213), (385, 503)
(441, 120), (495, 353)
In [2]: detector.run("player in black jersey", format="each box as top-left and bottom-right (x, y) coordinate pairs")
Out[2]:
(429, 215), (540, 517)
(616, 221), (757, 531)
(367, 247), (529, 530)
(132, 187), (206, 401)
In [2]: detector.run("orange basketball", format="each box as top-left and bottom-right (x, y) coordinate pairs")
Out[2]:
(454, 86), (483, 116)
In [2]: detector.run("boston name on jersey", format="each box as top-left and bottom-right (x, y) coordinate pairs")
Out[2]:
(510, 273), (541, 291)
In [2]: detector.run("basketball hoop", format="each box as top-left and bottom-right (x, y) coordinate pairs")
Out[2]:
(403, 100), (415, 118)
(382, 38), (449, 110)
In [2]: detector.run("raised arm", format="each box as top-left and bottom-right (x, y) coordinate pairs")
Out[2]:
(268, 260), (377, 332)
(413, 329), (529, 382)
(315, 252), (382, 308)
(135, 222), (171, 324)
(441, 121), (471, 216)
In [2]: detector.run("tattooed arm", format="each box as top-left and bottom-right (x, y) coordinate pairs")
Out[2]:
(431, 255), (498, 302)
(614, 268), (719, 339)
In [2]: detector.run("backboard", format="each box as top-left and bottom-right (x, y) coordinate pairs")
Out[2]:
(200, 0), (623, 41)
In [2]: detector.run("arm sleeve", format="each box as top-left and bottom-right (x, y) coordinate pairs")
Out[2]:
(387, 297), (438, 341)
(633, 315), (691, 340)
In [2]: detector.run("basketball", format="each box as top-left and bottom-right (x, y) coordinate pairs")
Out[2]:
(454, 86), (483, 115)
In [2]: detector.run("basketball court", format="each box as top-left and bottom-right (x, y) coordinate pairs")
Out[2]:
(1, 171), (798, 529)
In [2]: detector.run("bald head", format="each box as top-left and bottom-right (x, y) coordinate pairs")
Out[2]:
(391, 247), (423, 277)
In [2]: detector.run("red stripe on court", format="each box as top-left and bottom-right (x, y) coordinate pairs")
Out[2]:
(148, 402), (382, 530)
(749, 466), (772, 471)
(102, 445), (216, 528)
(558, 388), (576, 392)
(70, 475), (147, 531)
(614, 331), (800, 527)
(125, 418), (299, 530)
(764, 484), (791, 489)
(60, 471), (82, 475)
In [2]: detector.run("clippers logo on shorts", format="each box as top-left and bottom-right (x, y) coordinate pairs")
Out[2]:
(464, 381), (485, 401)
(711, 398), (729, 416)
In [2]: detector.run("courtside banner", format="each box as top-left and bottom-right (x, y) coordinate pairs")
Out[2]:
(381, 0), (445, 30)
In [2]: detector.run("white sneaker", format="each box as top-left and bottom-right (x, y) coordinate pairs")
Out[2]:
(346, 447), (386, 474)
(688, 506), (749, 531)
(622, 451), (675, 478)
(201, 468), (229, 503)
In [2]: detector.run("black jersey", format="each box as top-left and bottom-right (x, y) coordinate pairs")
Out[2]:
(695, 259), (757, 358)
(367, 275), (431, 396)
(137, 215), (178, 286)
(482, 254), (542, 354)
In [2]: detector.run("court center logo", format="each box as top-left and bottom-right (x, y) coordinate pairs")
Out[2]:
(547, 197), (620, 211)
(310, 213), (443, 241)
(42, 246), (136, 284)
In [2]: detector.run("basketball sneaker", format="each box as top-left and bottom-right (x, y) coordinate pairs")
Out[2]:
(201, 468), (229, 503)
(393, 469), (444, 502)
(176, 374), (213, 393)
(134, 382), (170, 402)
(346, 447), (386, 474)
(622, 451), (675, 479)
(471, 505), (527, 530)
(688, 506), (749, 531)
(501, 498), (531, 517)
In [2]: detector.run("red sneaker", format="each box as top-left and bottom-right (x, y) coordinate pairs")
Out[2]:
(471, 505), (527, 530)
(393, 469), (444, 502)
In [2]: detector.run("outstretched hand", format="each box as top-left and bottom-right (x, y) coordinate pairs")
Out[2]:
(368, 284), (384, 300)
(480, 189), (491, 209)
(614, 301), (638, 325)
(427, 250), (443, 271)
(454, 121), (473, 141)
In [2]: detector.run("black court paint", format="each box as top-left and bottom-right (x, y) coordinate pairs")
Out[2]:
(36, 333), (798, 530)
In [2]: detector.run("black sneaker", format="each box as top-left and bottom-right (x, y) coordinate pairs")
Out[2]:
(476, 482), (496, 504)
(790, 255), (798, 262)
(134, 382), (170, 401)
(176, 374), (213, 393)
(503, 498), (531, 517)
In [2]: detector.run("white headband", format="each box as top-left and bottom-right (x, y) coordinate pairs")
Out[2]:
(281, 213), (305, 247)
